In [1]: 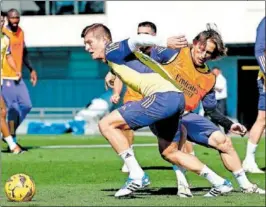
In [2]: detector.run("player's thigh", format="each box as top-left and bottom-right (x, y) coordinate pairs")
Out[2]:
(16, 79), (32, 107)
(99, 109), (130, 130)
(150, 113), (182, 154)
(208, 130), (229, 150)
(1, 80), (17, 108)
(182, 113), (220, 148)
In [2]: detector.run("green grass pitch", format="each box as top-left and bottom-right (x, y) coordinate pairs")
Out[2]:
(1, 135), (265, 206)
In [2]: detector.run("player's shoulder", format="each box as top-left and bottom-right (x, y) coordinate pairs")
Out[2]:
(106, 42), (121, 55)
(106, 39), (130, 63)
(153, 46), (167, 54)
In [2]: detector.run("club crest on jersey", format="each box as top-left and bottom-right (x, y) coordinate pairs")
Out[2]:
(6, 80), (11, 87)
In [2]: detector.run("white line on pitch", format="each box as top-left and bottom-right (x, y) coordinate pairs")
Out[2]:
(37, 143), (158, 149)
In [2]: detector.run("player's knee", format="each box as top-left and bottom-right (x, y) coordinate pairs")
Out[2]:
(218, 136), (234, 153)
(98, 118), (111, 137)
(160, 150), (172, 162)
(160, 142), (178, 162)
(209, 131), (234, 153)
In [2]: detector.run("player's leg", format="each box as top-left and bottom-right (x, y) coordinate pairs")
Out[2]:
(0, 96), (23, 154)
(172, 125), (193, 197)
(102, 91), (185, 197)
(183, 113), (265, 194)
(209, 131), (265, 194)
(183, 140), (195, 155)
(121, 129), (134, 173)
(1, 80), (20, 142)
(16, 79), (32, 143)
(120, 89), (143, 173)
(243, 80), (265, 173)
(152, 114), (233, 197)
(99, 109), (149, 197)
(99, 94), (168, 197)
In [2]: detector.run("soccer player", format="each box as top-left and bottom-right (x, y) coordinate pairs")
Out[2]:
(108, 21), (194, 174)
(1, 9), (37, 150)
(135, 24), (265, 196)
(242, 16), (265, 173)
(1, 14), (23, 154)
(82, 23), (234, 198)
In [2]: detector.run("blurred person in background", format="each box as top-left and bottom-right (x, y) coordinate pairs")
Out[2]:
(211, 67), (229, 134)
(243, 16), (266, 174)
(1, 14), (24, 154)
(1, 9), (38, 151)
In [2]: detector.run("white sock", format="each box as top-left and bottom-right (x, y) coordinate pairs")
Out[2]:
(122, 145), (134, 169)
(4, 135), (17, 150)
(200, 165), (225, 186)
(245, 141), (257, 163)
(173, 165), (189, 187)
(130, 145), (134, 155)
(119, 148), (144, 179)
(233, 169), (252, 189)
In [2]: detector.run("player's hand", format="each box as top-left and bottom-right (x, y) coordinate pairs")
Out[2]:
(30, 70), (37, 86)
(110, 93), (120, 104)
(230, 123), (247, 136)
(105, 71), (116, 90)
(167, 35), (188, 49)
(16, 71), (22, 80)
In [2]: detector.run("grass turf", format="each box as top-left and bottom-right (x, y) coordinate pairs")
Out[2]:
(0, 135), (265, 206)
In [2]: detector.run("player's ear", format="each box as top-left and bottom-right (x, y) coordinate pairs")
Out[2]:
(103, 36), (109, 44)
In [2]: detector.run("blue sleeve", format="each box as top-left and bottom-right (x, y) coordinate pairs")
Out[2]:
(105, 39), (132, 64)
(202, 89), (217, 110)
(255, 17), (265, 73)
(154, 47), (180, 63)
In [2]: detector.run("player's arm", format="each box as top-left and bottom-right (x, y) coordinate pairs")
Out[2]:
(106, 35), (187, 63)
(203, 90), (247, 136)
(110, 76), (123, 104)
(23, 42), (38, 86)
(156, 47), (180, 63)
(127, 34), (187, 52)
(255, 17), (265, 74)
(105, 71), (116, 90)
(23, 43), (34, 72)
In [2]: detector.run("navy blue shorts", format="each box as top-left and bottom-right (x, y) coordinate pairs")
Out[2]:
(118, 91), (185, 142)
(257, 79), (265, 111)
(181, 113), (220, 147)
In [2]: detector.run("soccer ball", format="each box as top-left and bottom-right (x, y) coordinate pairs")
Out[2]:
(5, 174), (36, 202)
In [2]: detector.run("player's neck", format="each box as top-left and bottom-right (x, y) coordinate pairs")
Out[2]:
(7, 25), (19, 33)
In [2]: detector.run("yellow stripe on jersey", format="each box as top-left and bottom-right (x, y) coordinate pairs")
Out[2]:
(108, 61), (180, 97)
(134, 51), (183, 91)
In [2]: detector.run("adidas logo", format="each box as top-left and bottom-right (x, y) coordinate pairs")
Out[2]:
(125, 153), (132, 159)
